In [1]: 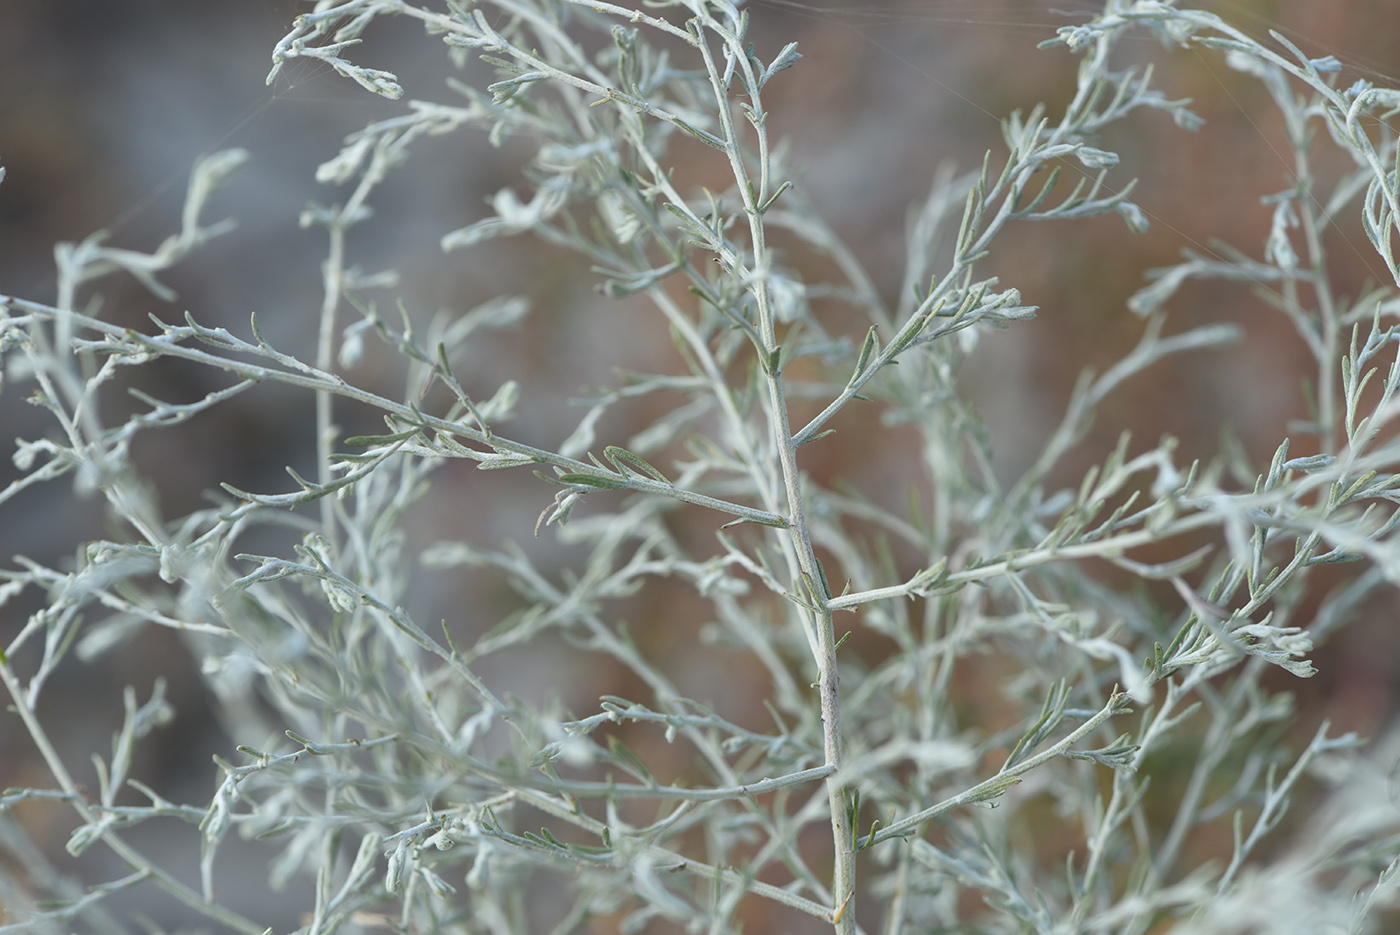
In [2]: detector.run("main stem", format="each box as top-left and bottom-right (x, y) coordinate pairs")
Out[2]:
(689, 17), (854, 930)
(315, 218), (345, 556)
(762, 365), (854, 931)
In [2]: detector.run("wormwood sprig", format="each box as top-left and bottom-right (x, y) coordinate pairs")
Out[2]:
(3, 1), (1400, 934)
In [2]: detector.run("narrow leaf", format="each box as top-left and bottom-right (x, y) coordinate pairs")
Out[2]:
(558, 473), (628, 490)
(604, 445), (671, 484)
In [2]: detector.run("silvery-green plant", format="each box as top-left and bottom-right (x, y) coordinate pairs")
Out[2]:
(2, 1), (1399, 933)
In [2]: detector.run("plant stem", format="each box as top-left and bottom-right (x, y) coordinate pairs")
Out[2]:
(689, 13), (855, 929)
(316, 218), (346, 557)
